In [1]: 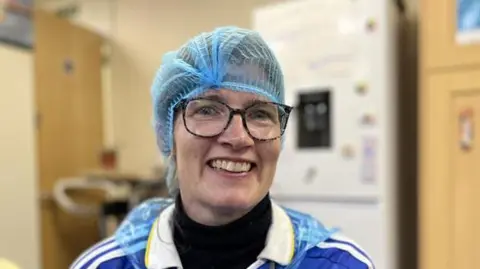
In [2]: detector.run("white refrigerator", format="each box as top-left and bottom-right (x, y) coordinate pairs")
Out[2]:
(253, 1), (401, 268)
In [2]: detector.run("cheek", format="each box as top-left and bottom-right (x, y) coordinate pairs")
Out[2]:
(173, 119), (208, 171)
(259, 140), (281, 171)
(174, 120), (193, 162)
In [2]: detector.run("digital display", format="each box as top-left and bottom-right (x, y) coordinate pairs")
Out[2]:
(296, 88), (332, 149)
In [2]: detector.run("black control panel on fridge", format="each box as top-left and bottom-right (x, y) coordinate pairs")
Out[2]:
(296, 89), (331, 149)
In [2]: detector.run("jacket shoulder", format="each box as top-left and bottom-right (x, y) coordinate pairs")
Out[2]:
(303, 233), (375, 269)
(69, 236), (130, 269)
(70, 198), (174, 269)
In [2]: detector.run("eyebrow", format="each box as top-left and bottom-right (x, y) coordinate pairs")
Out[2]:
(201, 94), (225, 102)
(201, 94), (269, 108)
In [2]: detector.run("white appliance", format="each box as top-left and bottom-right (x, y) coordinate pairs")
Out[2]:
(253, 1), (400, 268)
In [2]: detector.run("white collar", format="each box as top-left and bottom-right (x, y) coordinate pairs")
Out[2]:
(144, 201), (295, 269)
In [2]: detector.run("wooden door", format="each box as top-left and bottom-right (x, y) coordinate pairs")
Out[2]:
(421, 0), (480, 70)
(34, 11), (104, 269)
(420, 69), (480, 269)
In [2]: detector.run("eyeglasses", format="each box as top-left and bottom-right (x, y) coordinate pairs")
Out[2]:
(177, 97), (293, 141)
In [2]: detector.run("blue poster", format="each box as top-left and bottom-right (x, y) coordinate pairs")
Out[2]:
(457, 0), (480, 44)
(0, 0), (33, 49)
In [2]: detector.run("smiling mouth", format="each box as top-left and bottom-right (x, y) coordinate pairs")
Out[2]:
(207, 159), (255, 173)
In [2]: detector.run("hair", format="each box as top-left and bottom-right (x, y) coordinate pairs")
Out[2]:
(165, 151), (180, 197)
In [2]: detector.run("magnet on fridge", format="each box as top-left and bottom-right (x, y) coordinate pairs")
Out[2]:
(366, 18), (377, 32)
(341, 144), (355, 159)
(361, 136), (377, 184)
(356, 82), (368, 95)
(459, 108), (474, 151)
(361, 113), (376, 126)
(302, 167), (317, 184)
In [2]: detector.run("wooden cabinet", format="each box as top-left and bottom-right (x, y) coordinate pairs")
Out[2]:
(420, 0), (480, 268)
(421, 0), (480, 69)
(420, 69), (480, 269)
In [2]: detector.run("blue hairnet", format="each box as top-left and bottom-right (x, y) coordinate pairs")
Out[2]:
(151, 26), (285, 156)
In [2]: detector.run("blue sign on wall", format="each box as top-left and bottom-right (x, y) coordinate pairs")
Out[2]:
(0, 0), (33, 49)
(457, 0), (480, 44)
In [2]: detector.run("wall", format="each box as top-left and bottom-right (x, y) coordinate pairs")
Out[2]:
(0, 45), (40, 269)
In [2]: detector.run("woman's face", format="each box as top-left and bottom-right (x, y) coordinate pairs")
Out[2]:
(173, 89), (281, 222)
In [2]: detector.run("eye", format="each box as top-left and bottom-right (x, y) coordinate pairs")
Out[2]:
(185, 99), (227, 119)
(196, 106), (220, 116)
(247, 105), (279, 123)
(248, 109), (271, 120)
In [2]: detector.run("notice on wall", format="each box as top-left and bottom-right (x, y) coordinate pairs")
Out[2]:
(456, 0), (480, 44)
(0, 0), (33, 48)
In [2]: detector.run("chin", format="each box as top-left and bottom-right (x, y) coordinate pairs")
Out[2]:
(207, 189), (257, 211)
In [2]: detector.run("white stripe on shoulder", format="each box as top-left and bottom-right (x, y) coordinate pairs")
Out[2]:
(317, 234), (374, 269)
(71, 237), (115, 267)
(88, 249), (126, 269)
(328, 233), (372, 257)
(70, 237), (123, 269)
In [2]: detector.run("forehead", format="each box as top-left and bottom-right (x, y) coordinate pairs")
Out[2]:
(199, 89), (271, 105)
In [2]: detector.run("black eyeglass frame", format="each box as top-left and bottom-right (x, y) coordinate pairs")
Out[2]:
(176, 97), (294, 141)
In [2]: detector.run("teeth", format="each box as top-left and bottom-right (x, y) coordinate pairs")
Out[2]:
(210, 159), (252, 173)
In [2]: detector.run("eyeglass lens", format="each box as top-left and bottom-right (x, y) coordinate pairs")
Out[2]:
(183, 99), (287, 140)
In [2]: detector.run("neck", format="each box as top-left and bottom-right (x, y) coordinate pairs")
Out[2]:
(172, 194), (272, 269)
(179, 193), (255, 226)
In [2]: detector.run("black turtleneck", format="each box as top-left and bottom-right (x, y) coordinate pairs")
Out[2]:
(172, 194), (272, 269)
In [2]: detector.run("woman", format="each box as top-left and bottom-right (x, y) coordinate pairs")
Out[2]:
(71, 26), (375, 269)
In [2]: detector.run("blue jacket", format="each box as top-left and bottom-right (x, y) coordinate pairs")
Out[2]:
(70, 198), (375, 269)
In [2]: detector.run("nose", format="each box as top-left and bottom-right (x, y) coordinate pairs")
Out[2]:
(217, 114), (254, 149)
